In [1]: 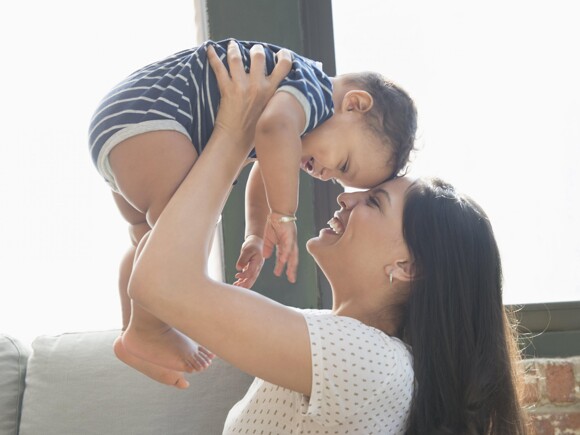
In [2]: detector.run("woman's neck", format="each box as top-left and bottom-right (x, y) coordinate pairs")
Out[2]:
(332, 300), (403, 337)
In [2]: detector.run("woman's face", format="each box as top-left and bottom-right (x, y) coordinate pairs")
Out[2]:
(307, 176), (414, 286)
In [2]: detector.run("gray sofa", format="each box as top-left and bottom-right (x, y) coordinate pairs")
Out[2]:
(0, 331), (253, 435)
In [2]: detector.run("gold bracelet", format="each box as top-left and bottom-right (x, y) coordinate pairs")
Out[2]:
(277, 215), (297, 223)
(269, 213), (297, 224)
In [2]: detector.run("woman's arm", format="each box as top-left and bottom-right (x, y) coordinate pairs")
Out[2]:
(129, 42), (313, 395)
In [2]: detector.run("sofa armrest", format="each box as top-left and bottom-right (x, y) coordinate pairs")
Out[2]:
(19, 330), (252, 435)
(0, 334), (30, 435)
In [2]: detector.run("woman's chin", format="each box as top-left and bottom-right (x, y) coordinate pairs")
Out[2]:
(320, 228), (341, 237)
(306, 229), (341, 253)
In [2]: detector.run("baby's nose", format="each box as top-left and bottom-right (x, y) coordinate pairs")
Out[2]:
(320, 168), (333, 181)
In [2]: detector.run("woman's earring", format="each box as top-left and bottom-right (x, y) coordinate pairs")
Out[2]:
(389, 272), (393, 286)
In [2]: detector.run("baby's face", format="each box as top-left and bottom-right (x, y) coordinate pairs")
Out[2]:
(300, 116), (394, 189)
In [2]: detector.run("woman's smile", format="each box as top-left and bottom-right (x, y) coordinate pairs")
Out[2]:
(327, 214), (345, 235)
(317, 211), (348, 241)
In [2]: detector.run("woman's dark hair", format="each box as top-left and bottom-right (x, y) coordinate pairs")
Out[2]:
(401, 178), (528, 434)
(344, 72), (417, 179)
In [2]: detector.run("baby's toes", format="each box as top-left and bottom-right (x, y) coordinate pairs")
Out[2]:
(199, 346), (216, 359)
(187, 350), (211, 371)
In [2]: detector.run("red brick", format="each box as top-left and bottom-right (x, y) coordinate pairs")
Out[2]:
(529, 414), (554, 435)
(545, 361), (575, 403)
(529, 412), (580, 434)
(563, 412), (580, 431)
(523, 379), (541, 406)
(550, 412), (580, 432)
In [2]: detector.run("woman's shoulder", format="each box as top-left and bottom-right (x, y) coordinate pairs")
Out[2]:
(296, 308), (413, 363)
(295, 308), (414, 426)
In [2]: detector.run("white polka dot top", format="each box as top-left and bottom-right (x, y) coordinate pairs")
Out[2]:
(222, 309), (414, 434)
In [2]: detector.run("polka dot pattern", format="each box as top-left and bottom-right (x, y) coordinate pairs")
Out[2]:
(222, 309), (414, 434)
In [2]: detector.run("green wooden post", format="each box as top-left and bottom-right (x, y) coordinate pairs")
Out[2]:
(204, 0), (341, 308)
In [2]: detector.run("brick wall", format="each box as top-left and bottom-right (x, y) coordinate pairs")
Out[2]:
(523, 357), (580, 434)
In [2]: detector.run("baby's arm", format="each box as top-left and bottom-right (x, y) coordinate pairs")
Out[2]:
(234, 162), (268, 288)
(255, 91), (306, 283)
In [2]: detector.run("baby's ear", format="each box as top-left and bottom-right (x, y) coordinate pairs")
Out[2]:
(342, 90), (374, 113)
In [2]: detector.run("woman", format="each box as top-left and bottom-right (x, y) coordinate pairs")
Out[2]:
(125, 43), (529, 433)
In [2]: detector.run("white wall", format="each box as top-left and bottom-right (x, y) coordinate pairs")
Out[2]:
(0, 0), (200, 344)
(332, 0), (580, 304)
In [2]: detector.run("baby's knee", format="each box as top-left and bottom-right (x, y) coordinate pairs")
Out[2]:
(129, 221), (151, 247)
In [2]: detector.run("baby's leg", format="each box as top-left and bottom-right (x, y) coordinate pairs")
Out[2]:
(109, 131), (214, 386)
(111, 191), (150, 330)
(111, 193), (193, 387)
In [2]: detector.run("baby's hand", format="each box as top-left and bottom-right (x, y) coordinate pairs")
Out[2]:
(234, 235), (265, 288)
(262, 212), (298, 283)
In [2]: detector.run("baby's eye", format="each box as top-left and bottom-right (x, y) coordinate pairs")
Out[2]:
(340, 161), (348, 173)
(366, 195), (380, 208)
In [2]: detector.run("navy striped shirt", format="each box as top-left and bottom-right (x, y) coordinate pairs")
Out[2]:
(88, 39), (334, 173)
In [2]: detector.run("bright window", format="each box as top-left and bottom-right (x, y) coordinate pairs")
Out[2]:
(0, 0), (215, 345)
(332, 0), (580, 304)
(3, 1), (578, 347)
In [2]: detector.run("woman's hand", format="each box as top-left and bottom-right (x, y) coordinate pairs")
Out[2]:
(207, 41), (292, 148)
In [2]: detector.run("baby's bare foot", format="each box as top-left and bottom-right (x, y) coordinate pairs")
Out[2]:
(113, 335), (191, 389)
(121, 324), (214, 374)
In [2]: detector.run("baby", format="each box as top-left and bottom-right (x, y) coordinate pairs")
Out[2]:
(89, 39), (417, 386)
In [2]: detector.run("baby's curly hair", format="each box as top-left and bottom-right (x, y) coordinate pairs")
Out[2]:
(344, 72), (418, 180)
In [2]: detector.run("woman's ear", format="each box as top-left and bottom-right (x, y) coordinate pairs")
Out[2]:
(341, 90), (374, 113)
(385, 260), (414, 283)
